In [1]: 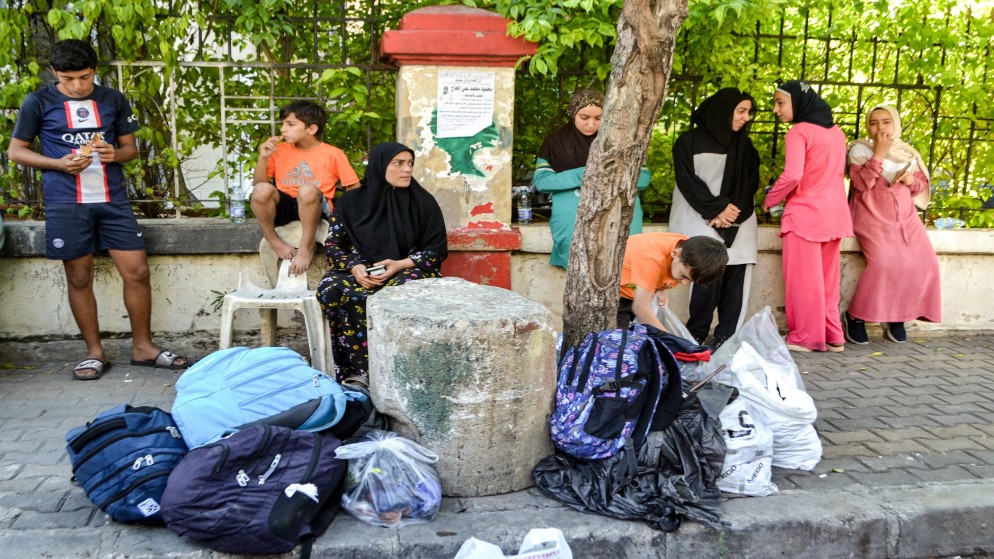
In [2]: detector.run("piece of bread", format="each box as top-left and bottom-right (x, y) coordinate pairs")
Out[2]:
(73, 132), (103, 161)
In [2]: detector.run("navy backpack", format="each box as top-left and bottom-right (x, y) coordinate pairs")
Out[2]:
(160, 424), (346, 557)
(65, 405), (188, 524)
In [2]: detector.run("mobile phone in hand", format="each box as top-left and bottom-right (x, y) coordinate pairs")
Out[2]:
(891, 161), (913, 184)
(367, 265), (386, 276)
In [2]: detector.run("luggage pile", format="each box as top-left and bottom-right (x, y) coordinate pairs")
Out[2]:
(65, 346), (382, 557)
(534, 323), (728, 532)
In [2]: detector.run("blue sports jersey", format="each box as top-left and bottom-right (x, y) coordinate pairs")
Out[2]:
(12, 83), (139, 204)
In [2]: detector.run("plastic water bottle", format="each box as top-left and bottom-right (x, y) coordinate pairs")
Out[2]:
(229, 184), (246, 224)
(516, 189), (532, 225)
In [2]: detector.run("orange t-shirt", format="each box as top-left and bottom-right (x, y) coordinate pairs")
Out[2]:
(619, 233), (688, 300)
(265, 142), (360, 207)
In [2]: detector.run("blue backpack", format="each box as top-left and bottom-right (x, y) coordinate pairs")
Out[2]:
(65, 405), (188, 524)
(171, 346), (370, 449)
(550, 324), (682, 460)
(161, 424), (346, 556)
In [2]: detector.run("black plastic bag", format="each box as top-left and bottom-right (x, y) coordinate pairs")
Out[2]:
(533, 395), (727, 532)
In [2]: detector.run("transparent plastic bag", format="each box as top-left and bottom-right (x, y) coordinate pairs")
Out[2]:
(647, 299), (718, 384)
(334, 430), (442, 527)
(651, 300), (697, 343)
(709, 306), (806, 392)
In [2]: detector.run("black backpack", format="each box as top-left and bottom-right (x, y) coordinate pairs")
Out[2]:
(160, 424), (346, 557)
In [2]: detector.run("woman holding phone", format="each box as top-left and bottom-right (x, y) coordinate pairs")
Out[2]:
(843, 105), (941, 344)
(316, 142), (448, 387)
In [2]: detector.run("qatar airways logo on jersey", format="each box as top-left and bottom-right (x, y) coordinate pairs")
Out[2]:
(62, 131), (103, 145)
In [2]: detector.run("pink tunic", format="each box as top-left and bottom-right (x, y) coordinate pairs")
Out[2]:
(847, 159), (941, 323)
(766, 123), (853, 241)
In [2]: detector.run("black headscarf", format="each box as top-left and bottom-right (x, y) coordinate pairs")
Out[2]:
(334, 142), (447, 264)
(776, 80), (834, 128)
(536, 88), (604, 172)
(673, 88), (760, 247)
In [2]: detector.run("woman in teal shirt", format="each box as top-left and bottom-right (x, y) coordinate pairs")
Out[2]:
(534, 88), (652, 268)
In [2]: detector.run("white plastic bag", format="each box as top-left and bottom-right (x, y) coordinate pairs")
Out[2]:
(454, 528), (573, 559)
(335, 430), (442, 527)
(717, 397), (778, 496)
(726, 342), (822, 470)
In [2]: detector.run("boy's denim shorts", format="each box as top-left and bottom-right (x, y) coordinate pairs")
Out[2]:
(45, 201), (145, 260)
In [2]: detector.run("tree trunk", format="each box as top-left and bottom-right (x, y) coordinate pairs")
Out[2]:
(561, 0), (688, 349)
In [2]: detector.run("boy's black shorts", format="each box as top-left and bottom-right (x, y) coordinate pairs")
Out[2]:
(274, 190), (331, 227)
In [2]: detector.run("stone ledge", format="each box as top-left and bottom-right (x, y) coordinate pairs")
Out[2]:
(1, 219), (534, 258)
(515, 222), (994, 256)
(1, 218), (263, 257)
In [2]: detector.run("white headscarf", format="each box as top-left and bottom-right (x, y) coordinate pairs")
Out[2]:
(847, 104), (930, 209)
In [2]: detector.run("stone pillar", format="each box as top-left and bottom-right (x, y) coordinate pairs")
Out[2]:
(367, 277), (557, 497)
(380, 6), (537, 289)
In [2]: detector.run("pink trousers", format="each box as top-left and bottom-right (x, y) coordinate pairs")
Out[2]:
(781, 233), (844, 351)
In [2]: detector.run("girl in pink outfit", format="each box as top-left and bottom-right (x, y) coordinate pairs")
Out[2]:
(765, 80), (853, 352)
(843, 105), (941, 345)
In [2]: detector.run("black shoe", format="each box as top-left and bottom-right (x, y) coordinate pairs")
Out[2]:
(843, 312), (870, 345)
(709, 336), (730, 352)
(886, 322), (907, 343)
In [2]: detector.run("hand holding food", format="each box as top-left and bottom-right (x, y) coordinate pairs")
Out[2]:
(259, 135), (283, 157)
(72, 132), (103, 161)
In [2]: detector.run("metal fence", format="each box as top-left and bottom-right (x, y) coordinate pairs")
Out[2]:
(3, 3), (991, 222)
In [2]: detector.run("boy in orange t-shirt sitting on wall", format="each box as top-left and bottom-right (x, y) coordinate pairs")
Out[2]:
(617, 233), (728, 332)
(252, 100), (360, 275)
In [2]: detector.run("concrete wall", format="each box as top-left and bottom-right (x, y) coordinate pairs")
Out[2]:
(1, 220), (992, 339)
(512, 224), (994, 336)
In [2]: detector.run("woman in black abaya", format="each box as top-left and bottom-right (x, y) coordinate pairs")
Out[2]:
(316, 142), (447, 386)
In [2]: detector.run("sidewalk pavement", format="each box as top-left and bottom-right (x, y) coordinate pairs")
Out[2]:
(2, 330), (994, 559)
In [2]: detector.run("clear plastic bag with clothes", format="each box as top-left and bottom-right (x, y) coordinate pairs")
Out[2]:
(651, 300), (697, 343)
(334, 430), (442, 527)
(649, 300), (717, 385)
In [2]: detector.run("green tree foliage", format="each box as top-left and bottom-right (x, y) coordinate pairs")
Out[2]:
(480, 0), (994, 225)
(2, 0), (992, 225)
(0, 0), (431, 217)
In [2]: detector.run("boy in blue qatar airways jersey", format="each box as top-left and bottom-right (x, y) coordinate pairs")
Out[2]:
(8, 39), (190, 380)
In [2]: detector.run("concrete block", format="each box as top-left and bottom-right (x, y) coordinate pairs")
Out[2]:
(367, 277), (557, 497)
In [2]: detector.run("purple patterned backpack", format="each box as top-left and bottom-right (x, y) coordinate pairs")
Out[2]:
(550, 324), (681, 460)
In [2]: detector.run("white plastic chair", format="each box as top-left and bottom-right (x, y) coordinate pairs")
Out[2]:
(218, 220), (334, 373)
